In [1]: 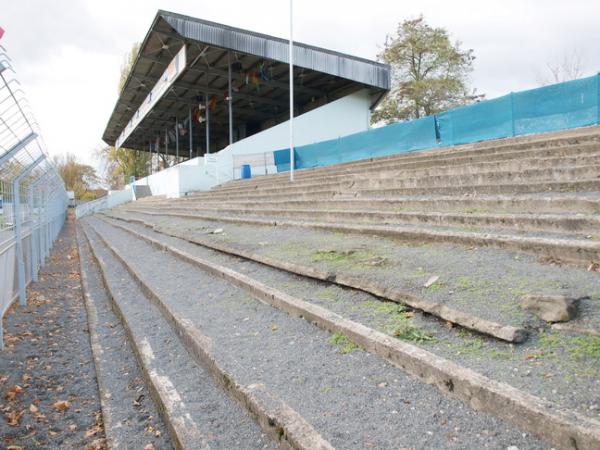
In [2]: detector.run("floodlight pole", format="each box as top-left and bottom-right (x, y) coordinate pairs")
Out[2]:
(289, 0), (295, 182)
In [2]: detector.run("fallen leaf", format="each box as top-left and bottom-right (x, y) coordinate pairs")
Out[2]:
(5, 385), (24, 402)
(5, 409), (24, 426)
(423, 276), (440, 288)
(85, 424), (102, 438)
(53, 400), (71, 412)
(144, 444), (155, 450)
(29, 404), (38, 413)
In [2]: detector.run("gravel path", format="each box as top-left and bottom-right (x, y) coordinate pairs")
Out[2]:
(87, 216), (547, 449)
(76, 225), (173, 449)
(82, 221), (275, 450)
(0, 215), (105, 449)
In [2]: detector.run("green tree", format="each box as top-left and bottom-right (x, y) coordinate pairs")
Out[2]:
(53, 153), (99, 199)
(99, 42), (150, 189)
(372, 16), (482, 124)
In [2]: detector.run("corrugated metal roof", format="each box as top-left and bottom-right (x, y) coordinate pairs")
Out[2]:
(161, 11), (390, 90)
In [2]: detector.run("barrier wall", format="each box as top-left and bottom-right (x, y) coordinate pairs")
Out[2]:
(274, 74), (600, 172)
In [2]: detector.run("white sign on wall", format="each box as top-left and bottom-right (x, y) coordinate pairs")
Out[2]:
(116, 45), (187, 149)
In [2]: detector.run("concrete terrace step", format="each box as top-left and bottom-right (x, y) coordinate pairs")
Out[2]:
(123, 204), (600, 235)
(119, 207), (600, 266)
(80, 222), (276, 450)
(189, 164), (600, 200)
(131, 179), (600, 205)
(98, 211), (600, 450)
(84, 216), (565, 449)
(214, 144), (600, 193)
(215, 126), (600, 186)
(138, 193), (600, 215)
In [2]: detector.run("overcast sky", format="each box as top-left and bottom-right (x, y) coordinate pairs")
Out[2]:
(3, 0), (600, 170)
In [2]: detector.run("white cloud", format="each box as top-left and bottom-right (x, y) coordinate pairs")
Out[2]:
(3, 0), (600, 171)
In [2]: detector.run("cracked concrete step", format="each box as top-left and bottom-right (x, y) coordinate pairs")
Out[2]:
(213, 132), (600, 190)
(120, 208), (600, 267)
(76, 226), (174, 449)
(187, 164), (600, 200)
(98, 213), (600, 450)
(124, 204), (600, 235)
(148, 179), (600, 203)
(84, 215), (551, 450)
(141, 193), (600, 215)
(80, 222), (277, 450)
(211, 151), (600, 195)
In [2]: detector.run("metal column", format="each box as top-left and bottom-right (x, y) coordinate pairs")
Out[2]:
(175, 117), (179, 162)
(206, 94), (210, 155)
(228, 52), (233, 146)
(13, 154), (45, 305)
(188, 107), (193, 159)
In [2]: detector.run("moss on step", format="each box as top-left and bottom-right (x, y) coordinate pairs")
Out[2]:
(329, 332), (361, 354)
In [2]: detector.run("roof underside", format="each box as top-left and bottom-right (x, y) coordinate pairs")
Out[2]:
(102, 10), (390, 154)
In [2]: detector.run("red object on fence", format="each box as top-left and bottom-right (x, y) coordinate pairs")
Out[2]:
(0, 27), (5, 40)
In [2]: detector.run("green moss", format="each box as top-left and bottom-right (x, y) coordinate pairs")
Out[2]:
(316, 288), (338, 300)
(330, 332), (360, 354)
(570, 336), (600, 359)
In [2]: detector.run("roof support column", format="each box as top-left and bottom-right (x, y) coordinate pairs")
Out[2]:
(188, 107), (193, 160)
(228, 51), (233, 146)
(164, 127), (168, 168)
(206, 93), (210, 155)
(175, 116), (179, 163)
(148, 141), (152, 175)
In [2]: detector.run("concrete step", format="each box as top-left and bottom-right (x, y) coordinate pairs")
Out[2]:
(129, 204), (600, 235)
(214, 144), (600, 193)
(76, 226), (174, 449)
(120, 207), (600, 267)
(99, 211), (600, 450)
(127, 179), (600, 206)
(80, 222), (278, 450)
(190, 164), (600, 201)
(140, 193), (600, 215)
(86, 215), (564, 449)
(214, 127), (600, 189)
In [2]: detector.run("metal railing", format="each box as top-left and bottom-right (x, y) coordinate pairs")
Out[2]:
(0, 46), (68, 349)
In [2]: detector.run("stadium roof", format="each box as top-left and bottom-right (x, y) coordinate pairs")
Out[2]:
(102, 10), (390, 155)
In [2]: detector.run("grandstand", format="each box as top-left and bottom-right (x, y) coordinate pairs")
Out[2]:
(74, 9), (600, 450)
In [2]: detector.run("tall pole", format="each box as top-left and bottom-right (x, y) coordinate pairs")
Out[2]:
(289, 0), (295, 182)
(175, 116), (179, 163)
(189, 107), (193, 160)
(206, 93), (210, 155)
(228, 52), (233, 146)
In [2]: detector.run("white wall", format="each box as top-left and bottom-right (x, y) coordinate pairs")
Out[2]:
(132, 89), (373, 197)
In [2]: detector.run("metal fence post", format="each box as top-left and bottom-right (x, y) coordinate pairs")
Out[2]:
(13, 155), (45, 305)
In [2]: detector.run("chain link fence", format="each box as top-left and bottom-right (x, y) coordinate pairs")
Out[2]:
(0, 46), (68, 349)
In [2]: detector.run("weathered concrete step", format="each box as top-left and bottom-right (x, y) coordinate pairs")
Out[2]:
(76, 226), (174, 449)
(215, 130), (600, 190)
(87, 216), (558, 449)
(155, 179), (600, 204)
(123, 208), (600, 267)
(80, 222), (278, 450)
(131, 205), (600, 235)
(192, 164), (600, 199)
(98, 213), (600, 450)
(213, 149), (600, 194)
(148, 193), (600, 215)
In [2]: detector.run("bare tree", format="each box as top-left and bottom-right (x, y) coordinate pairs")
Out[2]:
(538, 48), (586, 85)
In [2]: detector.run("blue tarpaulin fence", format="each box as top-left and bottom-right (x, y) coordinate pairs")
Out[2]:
(273, 74), (600, 172)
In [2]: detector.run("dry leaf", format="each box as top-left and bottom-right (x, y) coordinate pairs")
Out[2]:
(5, 384), (24, 402)
(6, 409), (24, 426)
(29, 404), (38, 413)
(144, 444), (155, 450)
(85, 424), (102, 438)
(53, 400), (71, 412)
(69, 424), (77, 432)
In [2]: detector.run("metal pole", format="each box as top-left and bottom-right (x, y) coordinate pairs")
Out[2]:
(175, 117), (179, 163)
(13, 154), (45, 305)
(148, 141), (152, 174)
(289, 0), (295, 182)
(164, 127), (168, 168)
(189, 107), (193, 160)
(206, 94), (210, 155)
(228, 52), (233, 146)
